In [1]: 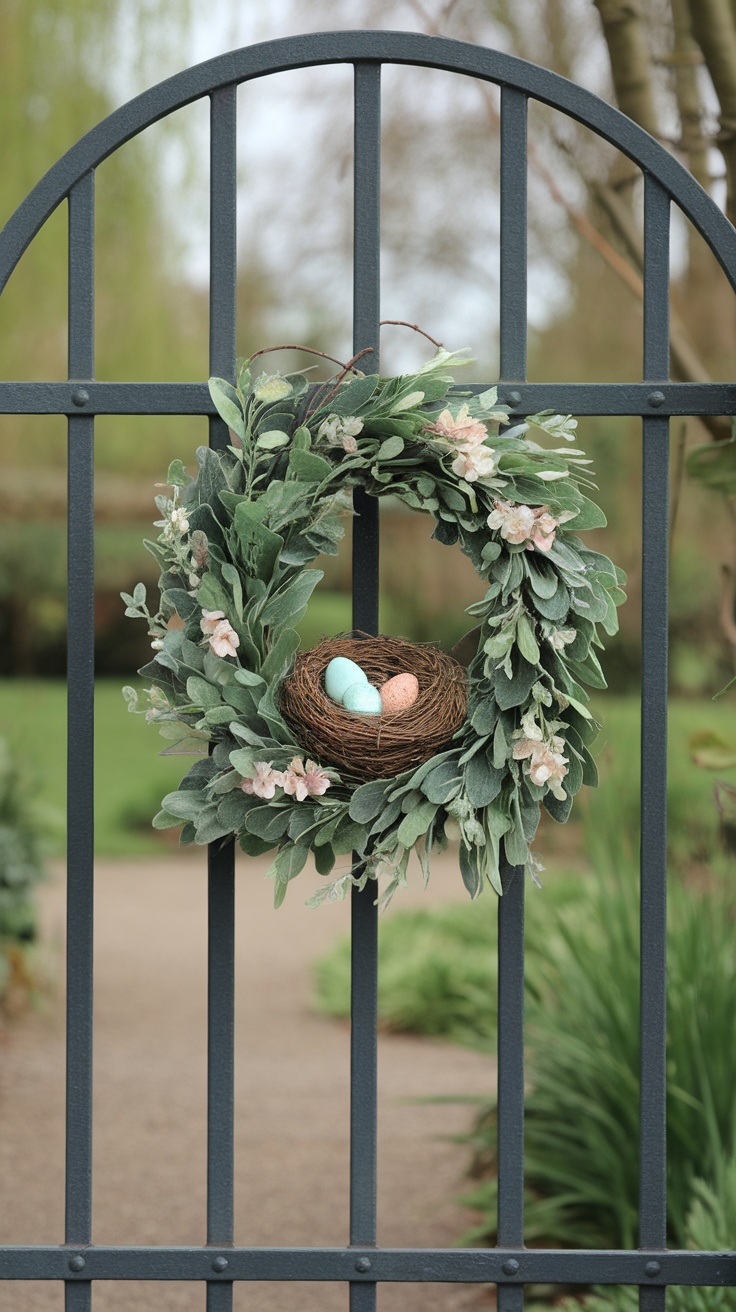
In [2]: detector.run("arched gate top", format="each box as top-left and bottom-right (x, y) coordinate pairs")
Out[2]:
(1, 28), (736, 295)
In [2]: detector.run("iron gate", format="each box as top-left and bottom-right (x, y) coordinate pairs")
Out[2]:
(1, 28), (736, 1311)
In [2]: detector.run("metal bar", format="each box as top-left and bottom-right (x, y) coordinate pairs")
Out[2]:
(4, 1245), (736, 1285)
(499, 86), (528, 381)
(206, 83), (238, 1312)
(349, 58), (381, 1312)
(351, 58), (381, 637)
(638, 174), (670, 1312)
(496, 859), (526, 1312)
(3, 379), (734, 417)
(65, 170), (95, 1312)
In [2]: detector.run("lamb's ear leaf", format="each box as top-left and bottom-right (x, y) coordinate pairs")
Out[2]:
(208, 378), (246, 439)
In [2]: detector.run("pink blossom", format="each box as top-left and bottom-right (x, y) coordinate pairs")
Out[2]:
(240, 761), (284, 799)
(424, 404), (488, 450)
(200, 610), (240, 659)
(487, 500), (560, 551)
(487, 500), (536, 544)
(527, 510), (558, 553)
(200, 609), (225, 634)
(513, 736), (568, 800)
(282, 756), (331, 801)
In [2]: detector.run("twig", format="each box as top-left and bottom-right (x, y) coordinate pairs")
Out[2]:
(380, 319), (444, 347)
(304, 347), (375, 419)
(248, 343), (356, 371)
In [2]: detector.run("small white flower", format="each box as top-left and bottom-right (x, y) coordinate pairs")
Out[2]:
(548, 626), (576, 651)
(317, 415), (364, 450)
(170, 507), (189, 534)
(151, 638), (164, 651)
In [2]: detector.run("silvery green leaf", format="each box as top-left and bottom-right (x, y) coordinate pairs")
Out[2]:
(465, 754), (504, 807)
(208, 378), (246, 439)
(256, 430), (290, 449)
(377, 435), (405, 461)
(396, 800), (438, 847)
(152, 809), (181, 830)
(166, 459), (190, 487)
(133, 582), (147, 606)
(459, 842), (482, 899)
(516, 613), (540, 666)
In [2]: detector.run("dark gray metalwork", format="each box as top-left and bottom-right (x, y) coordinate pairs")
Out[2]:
(2, 26), (736, 1308)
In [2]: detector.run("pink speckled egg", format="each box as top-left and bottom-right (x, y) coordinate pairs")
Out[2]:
(379, 672), (419, 714)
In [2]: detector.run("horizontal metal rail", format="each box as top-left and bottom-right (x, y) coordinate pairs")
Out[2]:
(0, 380), (734, 416)
(2, 1246), (735, 1285)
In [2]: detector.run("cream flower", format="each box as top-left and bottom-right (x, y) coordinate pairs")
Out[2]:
(200, 609), (225, 634)
(240, 761), (284, 799)
(451, 447), (498, 482)
(487, 500), (536, 544)
(487, 500), (560, 551)
(424, 403), (488, 449)
(317, 415), (363, 451)
(547, 626), (576, 651)
(200, 610), (239, 659)
(170, 506), (190, 534)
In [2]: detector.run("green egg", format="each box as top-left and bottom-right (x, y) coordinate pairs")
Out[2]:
(324, 656), (369, 703)
(342, 682), (383, 715)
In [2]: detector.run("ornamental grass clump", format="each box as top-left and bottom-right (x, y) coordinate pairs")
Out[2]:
(123, 344), (624, 907)
(460, 864), (736, 1256)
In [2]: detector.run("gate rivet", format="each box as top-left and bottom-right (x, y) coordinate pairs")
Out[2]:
(68, 1255), (86, 1272)
(502, 1259), (520, 1276)
(355, 1257), (372, 1273)
(71, 388), (90, 408)
(211, 1256), (228, 1273)
(506, 391), (522, 407)
(647, 390), (665, 408)
(645, 1261), (661, 1277)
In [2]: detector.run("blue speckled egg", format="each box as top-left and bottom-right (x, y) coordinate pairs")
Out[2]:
(324, 656), (369, 704)
(342, 681), (383, 716)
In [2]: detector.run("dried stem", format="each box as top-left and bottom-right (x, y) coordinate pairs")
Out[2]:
(380, 319), (444, 347)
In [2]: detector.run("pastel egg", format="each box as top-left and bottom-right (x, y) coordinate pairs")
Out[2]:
(379, 672), (419, 714)
(342, 681), (383, 716)
(324, 656), (368, 704)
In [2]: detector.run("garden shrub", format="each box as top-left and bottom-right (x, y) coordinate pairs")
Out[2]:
(0, 739), (48, 1008)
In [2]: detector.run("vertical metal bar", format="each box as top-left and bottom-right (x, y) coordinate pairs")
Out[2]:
(639, 173), (670, 1312)
(499, 86), (528, 382)
(350, 58), (381, 1312)
(497, 82), (528, 1312)
(496, 859), (525, 1312)
(207, 83), (237, 1312)
(65, 171), (95, 1312)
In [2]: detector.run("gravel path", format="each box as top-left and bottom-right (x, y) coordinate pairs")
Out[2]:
(0, 853), (495, 1311)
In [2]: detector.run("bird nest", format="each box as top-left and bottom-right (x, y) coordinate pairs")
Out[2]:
(279, 633), (468, 782)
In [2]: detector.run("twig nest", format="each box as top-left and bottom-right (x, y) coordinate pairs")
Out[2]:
(279, 633), (468, 781)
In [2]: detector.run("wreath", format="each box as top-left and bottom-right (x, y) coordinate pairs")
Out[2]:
(122, 345), (625, 907)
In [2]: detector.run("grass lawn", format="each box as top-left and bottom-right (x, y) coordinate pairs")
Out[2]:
(0, 679), (732, 859)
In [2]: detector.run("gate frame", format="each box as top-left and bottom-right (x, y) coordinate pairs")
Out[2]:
(1, 29), (736, 1311)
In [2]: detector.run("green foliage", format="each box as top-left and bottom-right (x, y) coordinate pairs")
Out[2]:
(126, 351), (624, 905)
(0, 739), (49, 1003)
(551, 1153), (736, 1311)
(458, 865), (736, 1255)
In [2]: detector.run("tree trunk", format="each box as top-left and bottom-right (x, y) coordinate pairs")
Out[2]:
(686, 0), (736, 226)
